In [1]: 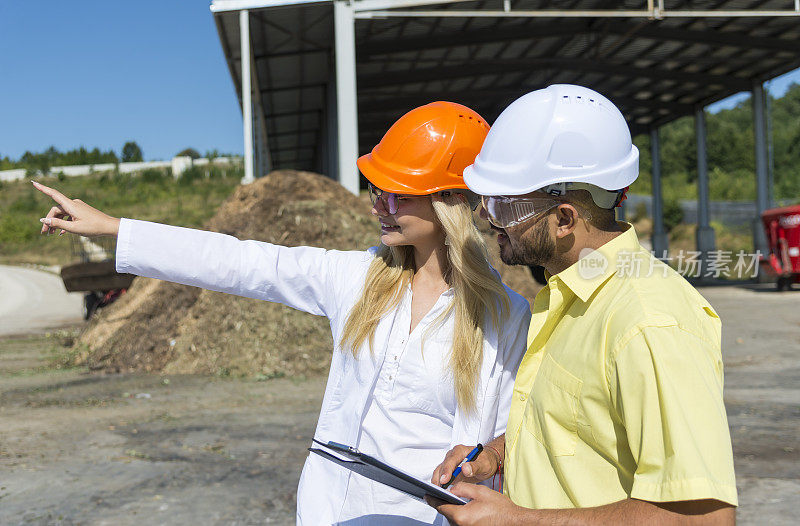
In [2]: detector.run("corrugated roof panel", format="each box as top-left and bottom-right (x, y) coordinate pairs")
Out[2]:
(214, 0), (800, 172)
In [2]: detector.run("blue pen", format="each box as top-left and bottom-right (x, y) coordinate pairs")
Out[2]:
(444, 444), (483, 489)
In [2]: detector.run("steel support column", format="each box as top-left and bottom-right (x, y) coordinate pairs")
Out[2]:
(650, 127), (669, 257)
(324, 77), (338, 178)
(253, 111), (262, 177)
(695, 107), (716, 273)
(249, 37), (271, 177)
(752, 81), (771, 255)
(333, 0), (359, 195)
(240, 9), (254, 184)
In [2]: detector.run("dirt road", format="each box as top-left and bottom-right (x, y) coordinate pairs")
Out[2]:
(0, 283), (797, 525)
(0, 265), (83, 336)
(0, 333), (324, 525)
(704, 283), (800, 524)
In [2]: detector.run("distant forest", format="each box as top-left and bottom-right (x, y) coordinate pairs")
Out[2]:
(0, 146), (120, 173)
(0, 142), (232, 175)
(3, 84), (798, 203)
(631, 83), (800, 203)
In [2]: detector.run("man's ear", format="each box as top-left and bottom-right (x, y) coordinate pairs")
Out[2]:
(554, 204), (580, 239)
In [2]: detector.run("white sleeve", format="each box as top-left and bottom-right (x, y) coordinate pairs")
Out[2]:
(493, 297), (531, 437)
(115, 218), (347, 317)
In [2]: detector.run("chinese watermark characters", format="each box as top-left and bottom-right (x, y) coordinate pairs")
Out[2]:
(576, 249), (763, 280)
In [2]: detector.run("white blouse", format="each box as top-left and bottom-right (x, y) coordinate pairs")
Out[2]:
(116, 218), (531, 525)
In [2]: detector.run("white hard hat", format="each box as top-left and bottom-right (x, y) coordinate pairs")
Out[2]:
(464, 84), (639, 197)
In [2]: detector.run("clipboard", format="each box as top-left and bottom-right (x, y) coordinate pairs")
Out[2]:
(308, 439), (467, 506)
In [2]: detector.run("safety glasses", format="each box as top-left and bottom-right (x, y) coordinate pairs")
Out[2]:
(369, 183), (478, 214)
(368, 183), (413, 215)
(481, 195), (562, 229)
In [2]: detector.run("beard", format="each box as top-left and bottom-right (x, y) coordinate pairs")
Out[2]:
(500, 218), (556, 267)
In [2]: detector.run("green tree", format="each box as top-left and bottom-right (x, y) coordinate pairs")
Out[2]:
(176, 148), (201, 160)
(122, 141), (143, 163)
(0, 154), (14, 170)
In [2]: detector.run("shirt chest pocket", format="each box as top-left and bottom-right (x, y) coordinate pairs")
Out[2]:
(523, 353), (583, 457)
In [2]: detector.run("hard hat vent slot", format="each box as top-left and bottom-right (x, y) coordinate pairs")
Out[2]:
(458, 113), (484, 127)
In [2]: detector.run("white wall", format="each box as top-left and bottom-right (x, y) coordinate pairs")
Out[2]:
(0, 157), (238, 182)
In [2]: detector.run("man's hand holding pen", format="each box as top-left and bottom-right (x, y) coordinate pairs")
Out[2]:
(428, 437), (519, 525)
(431, 441), (502, 488)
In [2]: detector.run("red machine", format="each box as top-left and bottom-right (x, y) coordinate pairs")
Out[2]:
(760, 205), (800, 291)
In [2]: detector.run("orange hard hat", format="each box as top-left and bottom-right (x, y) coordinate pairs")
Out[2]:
(357, 101), (489, 195)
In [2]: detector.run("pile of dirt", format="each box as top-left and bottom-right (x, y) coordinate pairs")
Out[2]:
(75, 170), (541, 377)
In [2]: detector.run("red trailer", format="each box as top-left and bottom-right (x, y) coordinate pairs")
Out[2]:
(760, 204), (800, 291)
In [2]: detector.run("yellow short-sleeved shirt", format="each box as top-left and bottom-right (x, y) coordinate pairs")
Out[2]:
(504, 223), (738, 509)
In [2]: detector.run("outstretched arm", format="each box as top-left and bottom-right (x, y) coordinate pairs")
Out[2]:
(34, 181), (351, 318)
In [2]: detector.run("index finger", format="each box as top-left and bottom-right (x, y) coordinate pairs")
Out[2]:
(435, 447), (471, 486)
(31, 181), (75, 211)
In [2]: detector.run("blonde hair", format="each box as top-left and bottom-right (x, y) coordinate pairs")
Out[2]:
(339, 193), (510, 413)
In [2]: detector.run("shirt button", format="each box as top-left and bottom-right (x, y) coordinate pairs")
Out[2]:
(518, 393), (527, 401)
(389, 375), (393, 381)
(394, 355), (398, 360)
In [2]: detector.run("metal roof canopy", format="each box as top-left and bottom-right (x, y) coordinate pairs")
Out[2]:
(212, 0), (799, 257)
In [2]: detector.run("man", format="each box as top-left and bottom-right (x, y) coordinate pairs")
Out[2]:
(428, 85), (737, 525)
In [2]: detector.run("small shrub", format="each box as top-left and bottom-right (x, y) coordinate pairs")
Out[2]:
(141, 168), (167, 184)
(662, 198), (684, 233)
(113, 172), (133, 189)
(631, 202), (648, 223)
(10, 190), (40, 213)
(178, 166), (203, 185)
(0, 214), (36, 244)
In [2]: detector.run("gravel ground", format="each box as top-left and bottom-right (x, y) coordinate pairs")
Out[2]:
(0, 282), (797, 525)
(705, 283), (800, 525)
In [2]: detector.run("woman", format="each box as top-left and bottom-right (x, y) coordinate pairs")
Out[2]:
(35, 102), (531, 525)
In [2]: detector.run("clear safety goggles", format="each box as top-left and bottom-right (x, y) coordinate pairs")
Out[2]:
(369, 182), (479, 214)
(481, 195), (562, 229)
(368, 183), (413, 215)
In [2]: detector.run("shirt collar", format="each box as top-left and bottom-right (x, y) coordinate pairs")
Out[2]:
(549, 222), (641, 303)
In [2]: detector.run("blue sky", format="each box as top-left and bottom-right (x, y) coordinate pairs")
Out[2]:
(707, 68), (800, 114)
(1, 2), (798, 161)
(0, 1), (242, 161)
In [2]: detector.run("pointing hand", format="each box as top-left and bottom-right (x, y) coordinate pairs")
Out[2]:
(33, 181), (120, 237)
